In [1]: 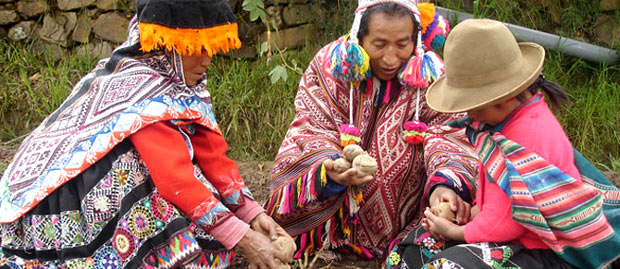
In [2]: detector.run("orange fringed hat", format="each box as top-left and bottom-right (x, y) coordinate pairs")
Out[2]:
(136, 0), (241, 56)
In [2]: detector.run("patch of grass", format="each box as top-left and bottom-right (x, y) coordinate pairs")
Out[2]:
(207, 46), (319, 160)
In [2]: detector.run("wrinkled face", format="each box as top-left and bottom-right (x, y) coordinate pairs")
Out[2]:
(361, 12), (415, 81)
(181, 52), (212, 86)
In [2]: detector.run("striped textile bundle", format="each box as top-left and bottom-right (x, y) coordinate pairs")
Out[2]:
(456, 118), (620, 268)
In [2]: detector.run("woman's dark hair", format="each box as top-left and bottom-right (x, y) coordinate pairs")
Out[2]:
(357, 3), (419, 44)
(516, 73), (569, 109)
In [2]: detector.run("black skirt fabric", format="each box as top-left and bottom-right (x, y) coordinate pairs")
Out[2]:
(386, 225), (574, 269)
(0, 140), (233, 268)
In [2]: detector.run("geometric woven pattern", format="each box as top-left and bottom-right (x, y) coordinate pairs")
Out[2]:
(268, 40), (478, 255)
(0, 17), (220, 224)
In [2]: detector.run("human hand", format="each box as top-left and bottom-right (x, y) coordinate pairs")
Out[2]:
(428, 186), (471, 224)
(470, 205), (479, 220)
(422, 207), (465, 241)
(237, 229), (292, 269)
(323, 159), (373, 186)
(251, 213), (296, 245)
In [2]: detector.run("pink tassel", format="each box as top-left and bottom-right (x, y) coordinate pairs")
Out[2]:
(294, 233), (308, 259)
(403, 120), (428, 145)
(382, 80), (392, 104)
(339, 123), (361, 146)
(398, 52), (427, 88)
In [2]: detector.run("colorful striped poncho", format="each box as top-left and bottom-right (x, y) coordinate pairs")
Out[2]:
(450, 117), (620, 268)
(266, 40), (479, 259)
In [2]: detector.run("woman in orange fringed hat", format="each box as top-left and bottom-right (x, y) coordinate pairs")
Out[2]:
(266, 0), (479, 264)
(0, 0), (294, 267)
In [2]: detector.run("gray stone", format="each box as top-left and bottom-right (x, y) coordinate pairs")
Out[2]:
(96, 0), (118, 10)
(228, 44), (257, 59)
(58, 0), (95, 11)
(76, 40), (113, 59)
(600, 0), (619, 11)
(0, 10), (19, 25)
(92, 12), (128, 43)
(32, 39), (66, 60)
(595, 14), (620, 47)
(260, 24), (311, 49)
(8, 20), (34, 40)
(60, 12), (77, 34)
(72, 13), (91, 43)
(38, 14), (69, 46)
(16, 0), (49, 18)
(265, 0), (307, 4)
(282, 4), (313, 26)
(265, 6), (283, 27)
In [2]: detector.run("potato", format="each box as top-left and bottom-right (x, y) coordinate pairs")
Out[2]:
(352, 154), (378, 177)
(333, 158), (352, 173)
(272, 236), (296, 269)
(342, 144), (364, 162)
(433, 202), (456, 222)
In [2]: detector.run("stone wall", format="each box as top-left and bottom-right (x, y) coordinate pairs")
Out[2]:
(0, 0), (616, 60)
(0, 0), (318, 60)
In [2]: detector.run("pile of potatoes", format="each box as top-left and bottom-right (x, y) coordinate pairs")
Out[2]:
(333, 144), (378, 177)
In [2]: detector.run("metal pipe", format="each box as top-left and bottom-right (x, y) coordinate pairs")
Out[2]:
(436, 7), (619, 64)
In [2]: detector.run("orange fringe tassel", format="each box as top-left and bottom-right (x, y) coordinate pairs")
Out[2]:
(139, 22), (242, 56)
(418, 3), (436, 34)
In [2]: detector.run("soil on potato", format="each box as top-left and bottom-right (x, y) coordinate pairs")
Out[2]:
(1, 145), (619, 268)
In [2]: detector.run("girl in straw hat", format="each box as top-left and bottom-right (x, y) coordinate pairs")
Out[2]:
(0, 0), (295, 267)
(388, 19), (620, 269)
(266, 0), (480, 263)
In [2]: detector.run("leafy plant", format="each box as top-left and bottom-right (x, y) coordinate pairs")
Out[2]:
(242, 0), (304, 84)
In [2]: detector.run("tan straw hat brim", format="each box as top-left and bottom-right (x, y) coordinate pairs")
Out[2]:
(427, 42), (545, 113)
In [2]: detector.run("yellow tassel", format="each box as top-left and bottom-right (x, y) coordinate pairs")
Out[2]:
(320, 163), (327, 187)
(139, 22), (242, 56)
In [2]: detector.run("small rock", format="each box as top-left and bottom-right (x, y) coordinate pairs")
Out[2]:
(38, 14), (70, 47)
(72, 13), (92, 43)
(260, 24), (312, 49)
(600, 0), (618, 11)
(76, 40), (113, 59)
(265, 5), (283, 28)
(0, 10), (19, 25)
(8, 20), (34, 41)
(32, 39), (66, 60)
(96, 0), (118, 10)
(0, 27), (7, 39)
(16, 0), (49, 18)
(92, 12), (128, 43)
(57, 0), (95, 11)
(595, 14), (620, 47)
(282, 4), (313, 26)
(228, 44), (257, 59)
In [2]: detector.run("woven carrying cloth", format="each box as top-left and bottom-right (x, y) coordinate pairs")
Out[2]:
(449, 117), (620, 268)
(0, 3), (237, 224)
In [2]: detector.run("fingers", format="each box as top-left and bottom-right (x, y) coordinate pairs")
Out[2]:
(456, 201), (471, 224)
(322, 159), (334, 170)
(268, 223), (277, 241)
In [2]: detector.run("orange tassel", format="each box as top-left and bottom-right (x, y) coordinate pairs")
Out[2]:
(418, 3), (436, 34)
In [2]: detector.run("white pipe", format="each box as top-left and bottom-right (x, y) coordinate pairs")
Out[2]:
(436, 7), (619, 64)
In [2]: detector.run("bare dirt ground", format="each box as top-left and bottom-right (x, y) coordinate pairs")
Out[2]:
(1, 145), (619, 268)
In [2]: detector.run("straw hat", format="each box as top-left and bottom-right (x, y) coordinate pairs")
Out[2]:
(426, 19), (545, 113)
